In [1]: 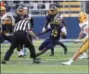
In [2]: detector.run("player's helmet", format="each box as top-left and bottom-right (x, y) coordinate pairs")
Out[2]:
(16, 6), (25, 15)
(0, 6), (6, 16)
(48, 5), (58, 15)
(3, 16), (12, 25)
(78, 12), (88, 23)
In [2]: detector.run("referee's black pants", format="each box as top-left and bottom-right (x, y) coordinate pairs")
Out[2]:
(3, 31), (36, 61)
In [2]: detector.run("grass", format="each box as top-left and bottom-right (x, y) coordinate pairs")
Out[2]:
(1, 40), (88, 74)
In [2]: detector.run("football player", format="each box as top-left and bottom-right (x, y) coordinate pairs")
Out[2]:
(62, 12), (89, 65)
(42, 5), (67, 56)
(0, 6), (15, 43)
(36, 8), (68, 57)
(75, 12), (88, 59)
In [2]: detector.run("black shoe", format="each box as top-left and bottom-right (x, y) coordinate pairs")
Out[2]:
(64, 47), (67, 54)
(33, 58), (40, 64)
(2, 60), (6, 64)
(50, 54), (54, 56)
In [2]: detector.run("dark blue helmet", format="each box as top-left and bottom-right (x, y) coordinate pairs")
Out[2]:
(49, 5), (57, 10)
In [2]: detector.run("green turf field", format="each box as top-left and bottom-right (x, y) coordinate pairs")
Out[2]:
(1, 40), (88, 74)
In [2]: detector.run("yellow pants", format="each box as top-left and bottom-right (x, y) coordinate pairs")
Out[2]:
(79, 38), (89, 53)
(82, 36), (87, 42)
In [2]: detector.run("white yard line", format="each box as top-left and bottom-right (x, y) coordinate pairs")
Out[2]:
(1, 72), (88, 74)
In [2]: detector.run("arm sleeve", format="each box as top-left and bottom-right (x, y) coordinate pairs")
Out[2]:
(60, 14), (66, 27)
(27, 22), (31, 31)
(44, 15), (51, 29)
(62, 18), (66, 27)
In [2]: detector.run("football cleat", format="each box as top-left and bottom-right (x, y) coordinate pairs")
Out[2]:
(2, 60), (6, 64)
(62, 61), (71, 65)
(33, 58), (41, 64)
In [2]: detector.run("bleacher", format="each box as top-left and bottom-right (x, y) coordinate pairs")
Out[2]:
(5, 1), (82, 17)
(58, 1), (81, 17)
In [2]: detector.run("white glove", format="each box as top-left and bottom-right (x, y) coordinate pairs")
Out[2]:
(61, 27), (67, 35)
(42, 27), (46, 32)
(5, 33), (13, 36)
(35, 36), (39, 40)
(74, 39), (80, 44)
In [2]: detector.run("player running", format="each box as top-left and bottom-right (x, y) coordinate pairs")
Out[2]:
(42, 5), (67, 56)
(62, 12), (89, 65)
(75, 12), (88, 59)
(36, 8), (68, 57)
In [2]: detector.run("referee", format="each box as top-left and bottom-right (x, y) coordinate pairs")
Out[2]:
(2, 19), (40, 64)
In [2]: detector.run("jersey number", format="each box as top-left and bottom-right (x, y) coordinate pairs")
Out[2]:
(51, 30), (58, 37)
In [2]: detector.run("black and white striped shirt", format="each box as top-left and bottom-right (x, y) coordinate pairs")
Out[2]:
(13, 20), (31, 32)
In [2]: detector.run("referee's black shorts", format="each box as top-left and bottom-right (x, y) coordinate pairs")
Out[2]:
(14, 31), (32, 48)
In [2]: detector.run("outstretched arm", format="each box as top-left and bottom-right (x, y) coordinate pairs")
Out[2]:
(62, 19), (67, 27)
(37, 29), (50, 36)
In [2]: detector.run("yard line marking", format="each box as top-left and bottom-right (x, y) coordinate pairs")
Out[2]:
(2, 72), (88, 74)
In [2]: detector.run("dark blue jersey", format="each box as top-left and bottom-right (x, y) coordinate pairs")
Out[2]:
(2, 24), (13, 34)
(45, 14), (56, 28)
(38, 13), (64, 40)
(49, 24), (63, 40)
(44, 13), (66, 28)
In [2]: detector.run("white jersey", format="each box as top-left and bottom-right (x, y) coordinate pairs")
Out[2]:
(1, 12), (15, 25)
(79, 21), (89, 38)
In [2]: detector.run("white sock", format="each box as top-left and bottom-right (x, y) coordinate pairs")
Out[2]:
(18, 49), (24, 56)
(83, 52), (88, 56)
(68, 59), (73, 64)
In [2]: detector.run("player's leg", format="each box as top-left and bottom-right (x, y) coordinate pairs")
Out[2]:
(79, 37), (88, 59)
(36, 39), (55, 57)
(39, 39), (49, 51)
(57, 41), (67, 54)
(36, 39), (49, 57)
(25, 35), (40, 63)
(2, 38), (17, 64)
(22, 45), (27, 56)
(50, 48), (54, 56)
(62, 38), (89, 65)
(36, 47), (48, 57)
(72, 39), (89, 60)
(0, 33), (4, 43)
(60, 26), (67, 54)
(0, 33), (5, 54)
(78, 52), (88, 59)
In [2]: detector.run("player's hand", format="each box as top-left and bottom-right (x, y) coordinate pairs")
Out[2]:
(42, 27), (46, 32)
(74, 39), (80, 44)
(35, 36), (39, 40)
